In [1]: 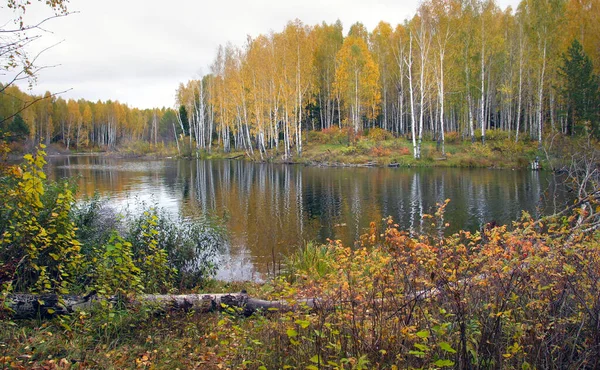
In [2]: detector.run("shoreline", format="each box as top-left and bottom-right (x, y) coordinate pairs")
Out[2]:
(7, 137), (553, 170)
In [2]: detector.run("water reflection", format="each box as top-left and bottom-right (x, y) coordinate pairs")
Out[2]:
(46, 155), (565, 281)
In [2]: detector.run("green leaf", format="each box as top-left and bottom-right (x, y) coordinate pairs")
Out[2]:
(563, 264), (575, 274)
(439, 342), (457, 354)
(414, 343), (428, 351)
(295, 319), (310, 328)
(286, 328), (298, 338)
(310, 355), (321, 363)
(416, 330), (429, 339)
(434, 359), (455, 367)
(408, 350), (425, 357)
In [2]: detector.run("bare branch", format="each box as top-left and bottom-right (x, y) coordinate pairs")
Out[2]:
(0, 12), (71, 34)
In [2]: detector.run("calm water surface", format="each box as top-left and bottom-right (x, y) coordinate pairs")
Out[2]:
(46, 155), (566, 281)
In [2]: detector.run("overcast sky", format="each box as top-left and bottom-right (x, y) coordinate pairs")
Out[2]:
(3, 0), (519, 110)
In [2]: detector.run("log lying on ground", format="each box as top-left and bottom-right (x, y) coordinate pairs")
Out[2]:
(6, 277), (470, 320)
(6, 294), (96, 320)
(5, 292), (321, 319)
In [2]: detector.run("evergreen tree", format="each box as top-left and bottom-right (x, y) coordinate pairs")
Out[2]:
(559, 39), (599, 137)
(178, 105), (189, 136)
(1, 114), (29, 141)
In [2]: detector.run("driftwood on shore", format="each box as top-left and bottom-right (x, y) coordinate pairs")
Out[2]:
(5, 292), (321, 319)
(227, 154), (245, 160)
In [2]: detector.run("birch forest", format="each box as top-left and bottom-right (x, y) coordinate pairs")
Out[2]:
(2, 0), (599, 159)
(175, 0), (600, 158)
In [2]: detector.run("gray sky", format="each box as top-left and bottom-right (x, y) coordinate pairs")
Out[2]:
(4, 0), (519, 110)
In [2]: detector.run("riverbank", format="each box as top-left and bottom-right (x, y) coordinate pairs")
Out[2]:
(205, 135), (540, 170)
(103, 136), (544, 169)
(8, 133), (588, 170)
(131, 131), (548, 169)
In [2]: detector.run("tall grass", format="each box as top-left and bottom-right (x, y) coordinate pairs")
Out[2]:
(284, 242), (335, 282)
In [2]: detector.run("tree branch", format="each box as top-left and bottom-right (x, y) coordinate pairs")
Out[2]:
(0, 88), (71, 125)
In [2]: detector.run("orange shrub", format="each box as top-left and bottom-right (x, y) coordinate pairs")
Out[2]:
(367, 127), (393, 141)
(370, 146), (392, 157)
(399, 147), (411, 156)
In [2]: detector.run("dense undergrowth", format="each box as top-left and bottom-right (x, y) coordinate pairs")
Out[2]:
(0, 139), (599, 369)
(0, 142), (226, 298)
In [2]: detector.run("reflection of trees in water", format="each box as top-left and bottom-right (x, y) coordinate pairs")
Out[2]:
(177, 161), (308, 275)
(177, 164), (558, 261)
(46, 156), (565, 278)
(409, 172), (423, 235)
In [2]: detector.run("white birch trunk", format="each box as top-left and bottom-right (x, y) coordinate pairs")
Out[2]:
(406, 34), (418, 159)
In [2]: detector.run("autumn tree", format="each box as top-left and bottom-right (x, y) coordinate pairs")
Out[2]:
(334, 35), (380, 133)
(1, 0), (69, 127)
(370, 22), (395, 131)
(313, 21), (344, 129)
(518, 0), (565, 145)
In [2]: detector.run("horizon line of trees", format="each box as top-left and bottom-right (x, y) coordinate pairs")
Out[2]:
(0, 86), (180, 150)
(1, 0), (599, 158)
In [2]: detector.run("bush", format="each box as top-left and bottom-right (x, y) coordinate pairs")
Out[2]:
(476, 128), (509, 141)
(398, 146), (411, 156)
(73, 195), (121, 253)
(468, 142), (494, 158)
(340, 146), (357, 155)
(76, 200), (226, 291)
(370, 145), (392, 157)
(0, 146), (82, 294)
(306, 130), (327, 144)
(444, 131), (461, 143)
(366, 127), (393, 141)
(93, 232), (143, 298)
(311, 126), (350, 145)
(126, 209), (226, 289)
(0, 144), (227, 298)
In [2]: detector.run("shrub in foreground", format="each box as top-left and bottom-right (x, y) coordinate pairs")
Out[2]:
(0, 145), (225, 300)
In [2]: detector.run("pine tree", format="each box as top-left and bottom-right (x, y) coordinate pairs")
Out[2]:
(559, 39), (599, 137)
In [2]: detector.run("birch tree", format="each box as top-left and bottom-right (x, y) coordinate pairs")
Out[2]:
(334, 35), (380, 133)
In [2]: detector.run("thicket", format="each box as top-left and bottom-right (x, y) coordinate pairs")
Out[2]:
(0, 142), (225, 301)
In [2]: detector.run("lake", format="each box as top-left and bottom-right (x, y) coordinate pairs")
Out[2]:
(46, 155), (566, 281)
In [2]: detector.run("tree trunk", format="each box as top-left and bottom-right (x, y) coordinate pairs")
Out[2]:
(5, 292), (320, 319)
(406, 34), (418, 159)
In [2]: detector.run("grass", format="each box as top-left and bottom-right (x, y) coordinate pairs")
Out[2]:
(283, 241), (336, 282)
(13, 131), (542, 169)
(0, 280), (266, 369)
(289, 135), (540, 169)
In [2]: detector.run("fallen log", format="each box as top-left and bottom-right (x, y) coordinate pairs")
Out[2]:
(5, 292), (321, 319)
(145, 292), (320, 316)
(5, 293), (96, 320)
(6, 273), (483, 320)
